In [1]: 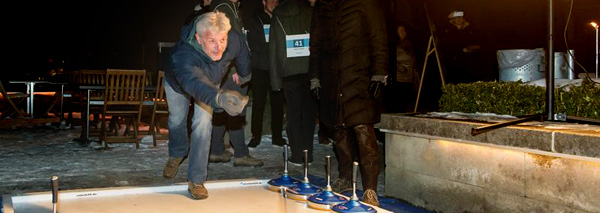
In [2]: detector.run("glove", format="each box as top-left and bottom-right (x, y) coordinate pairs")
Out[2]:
(369, 75), (387, 99)
(368, 81), (384, 99)
(215, 89), (249, 116)
(310, 78), (320, 100)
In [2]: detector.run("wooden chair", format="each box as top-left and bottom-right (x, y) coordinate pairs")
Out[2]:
(0, 81), (27, 118)
(59, 70), (80, 122)
(100, 69), (146, 149)
(149, 71), (168, 147)
(78, 70), (107, 137)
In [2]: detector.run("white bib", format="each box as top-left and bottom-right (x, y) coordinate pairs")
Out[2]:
(263, 24), (271, 43)
(285, 33), (310, 58)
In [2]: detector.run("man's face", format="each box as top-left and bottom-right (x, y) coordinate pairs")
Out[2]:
(196, 30), (228, 61)
(449, 16), (466, 29)
(263, 0), (278, 13)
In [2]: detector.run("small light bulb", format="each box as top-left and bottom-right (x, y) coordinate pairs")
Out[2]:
(591, 22), (598, 29)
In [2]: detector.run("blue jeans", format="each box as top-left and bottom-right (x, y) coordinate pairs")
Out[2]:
(165, 81), (213, 183)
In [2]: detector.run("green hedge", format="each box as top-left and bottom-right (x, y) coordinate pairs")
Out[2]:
(439, 80), (600, 119)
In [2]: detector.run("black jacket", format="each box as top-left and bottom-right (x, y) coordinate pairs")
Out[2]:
(247, 11), (272, 70)
(309, 0), (388, 127)
(269, 0), (312, 90)
(211, 0), (244, 34)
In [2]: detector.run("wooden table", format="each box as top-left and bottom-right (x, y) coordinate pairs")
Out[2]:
(9, 81), (49, 118)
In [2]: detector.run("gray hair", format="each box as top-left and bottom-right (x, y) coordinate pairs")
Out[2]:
(195, 11), (231, 37)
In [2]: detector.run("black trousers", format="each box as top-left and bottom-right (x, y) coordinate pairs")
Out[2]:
(283, 74), (317, 162)
(210, 73), (249, 158)
(250, 68), (284, 141)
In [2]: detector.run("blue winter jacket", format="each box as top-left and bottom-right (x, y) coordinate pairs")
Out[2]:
(165, 17), (251, 107)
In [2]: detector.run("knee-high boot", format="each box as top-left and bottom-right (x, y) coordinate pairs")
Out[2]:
(333, 127), (357, 180)
(353, 124), (380, 191)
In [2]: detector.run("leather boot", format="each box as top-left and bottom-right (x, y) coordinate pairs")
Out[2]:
(353, 124), (380, 191)
(333, 127), (358, 181)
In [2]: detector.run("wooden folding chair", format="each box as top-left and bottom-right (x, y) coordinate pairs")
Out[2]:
(100, 69), (146, 149)
(59, 70), (80, 123)
(0, 81), (27, 118)
(78, 70), (107, 137)
(149, 71), (168, 147)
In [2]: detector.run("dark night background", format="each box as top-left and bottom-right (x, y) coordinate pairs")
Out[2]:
(5, 0), (599, 93)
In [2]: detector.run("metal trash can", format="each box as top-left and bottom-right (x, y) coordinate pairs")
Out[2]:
(497, 48), (545, 82)
(554, 50), (575, 79)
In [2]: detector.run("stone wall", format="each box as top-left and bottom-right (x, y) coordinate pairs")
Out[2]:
(377, 114), (600, 213)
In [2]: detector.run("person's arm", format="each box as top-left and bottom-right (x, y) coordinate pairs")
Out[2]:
(364, 1), (388, 77)
(170, 52), (218, 106)
(231, 31), (251, 84)
(269, 15), (283, 91)
(246, 16), (262, 56)
(308, 3), (322, 81)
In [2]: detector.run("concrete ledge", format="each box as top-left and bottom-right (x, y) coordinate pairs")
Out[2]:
(378, 114), (600, 213)
(376, 114), (600, 158)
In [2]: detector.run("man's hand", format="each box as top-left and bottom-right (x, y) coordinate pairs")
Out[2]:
(310, 78), (320, 100)
(215, 90), (249, 116)
(232, 73), (241, 85)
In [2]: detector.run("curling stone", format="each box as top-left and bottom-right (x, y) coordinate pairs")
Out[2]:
(267, 145), (301, 192)
(307, 156), (349, 210)
(285, 150), (323, 201)
(332, 162), (377, 213)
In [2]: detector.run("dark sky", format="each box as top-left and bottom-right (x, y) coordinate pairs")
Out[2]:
(8, 0), (198, 80)
(5, 0), (599, 81)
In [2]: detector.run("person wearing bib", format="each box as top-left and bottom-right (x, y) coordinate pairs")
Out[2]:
(269, 0), (315, 165)
(246, 0), (286, 148)
(209, 0), (264, 167)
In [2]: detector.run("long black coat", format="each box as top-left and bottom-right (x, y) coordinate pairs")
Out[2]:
(309, 0), (388, 128)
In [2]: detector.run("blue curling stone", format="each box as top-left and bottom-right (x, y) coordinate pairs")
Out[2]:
(308, 190), (348, 204)
(267, 174), (299, 187)
(332, 200), (377, 213)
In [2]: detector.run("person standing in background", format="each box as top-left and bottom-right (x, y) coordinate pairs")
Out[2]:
(438, 9), (482, 84)
(269, 0), (315, 165)
(386, 25), (418, 113)
(185, 0), (213, 25)
(309, 0), (388, 206)
(209, 0), (264, 167)
(246, 0), (286, 148)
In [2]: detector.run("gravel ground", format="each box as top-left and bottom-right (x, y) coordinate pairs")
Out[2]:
(0, 125), (385, 196)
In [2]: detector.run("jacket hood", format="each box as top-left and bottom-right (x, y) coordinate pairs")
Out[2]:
(273, 0), (310, 17)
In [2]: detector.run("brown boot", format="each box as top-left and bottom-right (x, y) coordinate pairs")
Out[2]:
(362, 189), (379, 207)
(233, 155), (264, 167)
(209, 151), (232, 163)
(163, 157), (183, 179)
(188, 182), (209, 200)
(331, 178), (352, 193)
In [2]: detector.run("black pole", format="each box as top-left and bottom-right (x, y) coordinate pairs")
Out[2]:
(471, 114), (543, 136)
(546, 0), (555, 121)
